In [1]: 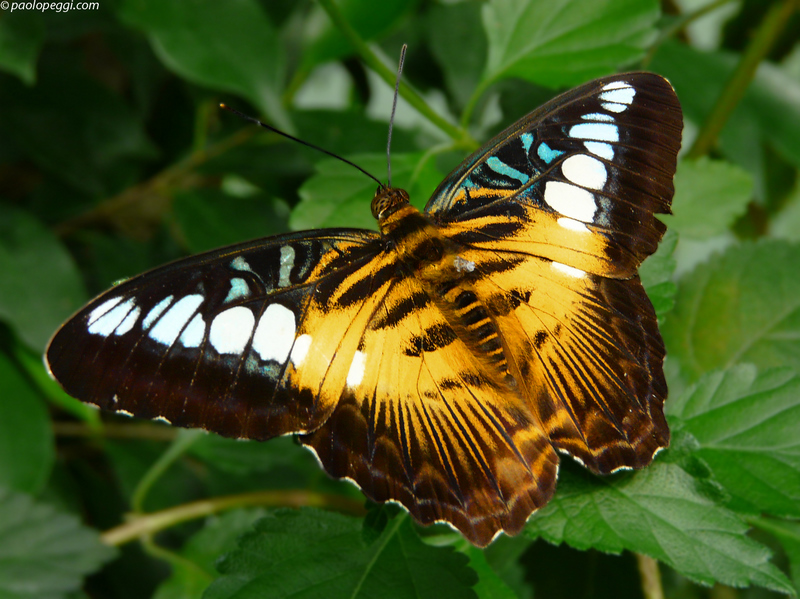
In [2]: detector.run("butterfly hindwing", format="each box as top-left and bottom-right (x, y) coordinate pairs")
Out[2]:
(299, 272), (559, 545)
(429, 72), (680, 473)
(452, 245), (668, 474)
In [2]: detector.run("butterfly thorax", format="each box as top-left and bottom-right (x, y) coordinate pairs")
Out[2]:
(374, 187), (463, 284)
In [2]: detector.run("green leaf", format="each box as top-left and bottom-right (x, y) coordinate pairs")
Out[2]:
(0, 352), (53, 495)
(188, 435), (315, 478)
(482, 0), (659, 88)
(668, 365), (800, 518)
(744, 60), (800, 172)
(0, 10), (44, 84)
(299, 0), (413, 69)
(640, 230), (678, 319)
(0, 62), (155, 197)
(464, 547), (518, 599)
(118, 0), (287, 125)
(291, 153), (444, 230)
(662, 240), (800, 381)
(427, 2), (487, 110)
(525, 462), (793, 593)
(105, 436), (202, 513)
(0, 488), (116, 599)
(482, 537), (535, 599)
(666, 158), (754, 239)
(0, 207), (85, 352)
(772, 182), (800, 242)
(173, 189), (288, 254)
(652, 41), (800, 197)
(154, 509), (266, 599)
(204, 509), (478, 599)
(752, 518), (800, 596)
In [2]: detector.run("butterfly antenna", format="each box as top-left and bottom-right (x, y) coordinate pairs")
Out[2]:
(219, 104), (384, 189)
(386, 44), (407, 189)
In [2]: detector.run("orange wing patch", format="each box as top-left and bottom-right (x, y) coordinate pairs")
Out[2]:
(298, 267), (559, 546)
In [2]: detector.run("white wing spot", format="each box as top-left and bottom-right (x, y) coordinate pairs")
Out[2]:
(88, 297), (124, 326)
(88, 298), (137, 337)
(224, 278), (250, 304)
(115, 306), (141, 336)
(557, 217), (589, 233)
(149, 294), (204, 345)
(209, 306), (255, 355)
(230, 256), (253, 272)
(582, 112), (614, 122)
(290, 334), (313, 367)
(143, 296), (174, 329)
(583, 141), (614, 160)
(562, 154), (607, 190)
(568, 123), (619, 142)
(544, 182), (597, 222)
(602, 102), (628, 113)
(552, 262), (586, 278)
(179, 313), (205, 348)
(153, 416), (172, 425)
(279, 246), (295, 288)
(600, 86), (635, 106)
(346, 351), (367, 387)
(252, 304), (296, 363)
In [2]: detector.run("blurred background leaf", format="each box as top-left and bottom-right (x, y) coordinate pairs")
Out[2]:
(0, 0), (799, 597)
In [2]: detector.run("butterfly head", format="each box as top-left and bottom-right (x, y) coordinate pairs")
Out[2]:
(371, 186), (410, 221)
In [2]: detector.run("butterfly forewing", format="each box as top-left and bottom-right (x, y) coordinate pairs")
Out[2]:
(428, 73), (681, 274)
(46, 230), (382, 439)
(46, 72), (682, 547)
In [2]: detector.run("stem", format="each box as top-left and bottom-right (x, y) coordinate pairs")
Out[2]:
(460, 76), (493, 132)
(635, 553), (664, 599)
(315, 0), (466, 143)
(131, 430), (204, 513)
(687, 0), (799, 158)
(142, 536), (214, 584)
(54, 420), (177, 442)
(747, 514), (800, 541)
(101, 491), (366, 546)
(53, 125), (257, 238)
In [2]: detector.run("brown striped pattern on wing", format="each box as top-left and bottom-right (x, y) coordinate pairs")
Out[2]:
(296, 272), (558, 547)
(453, 244), (668, 474)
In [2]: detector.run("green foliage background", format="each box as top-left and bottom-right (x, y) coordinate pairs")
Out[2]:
(1, 0), (799, 597)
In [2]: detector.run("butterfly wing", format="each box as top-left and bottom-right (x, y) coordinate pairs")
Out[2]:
(47, 227), (558, 545)
(46, 230), (386, 439)
(298, 270), (558, 546)
(428, 72), (681, 473)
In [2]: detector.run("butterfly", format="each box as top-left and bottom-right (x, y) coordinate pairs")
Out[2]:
(46, 72), (682, 547)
